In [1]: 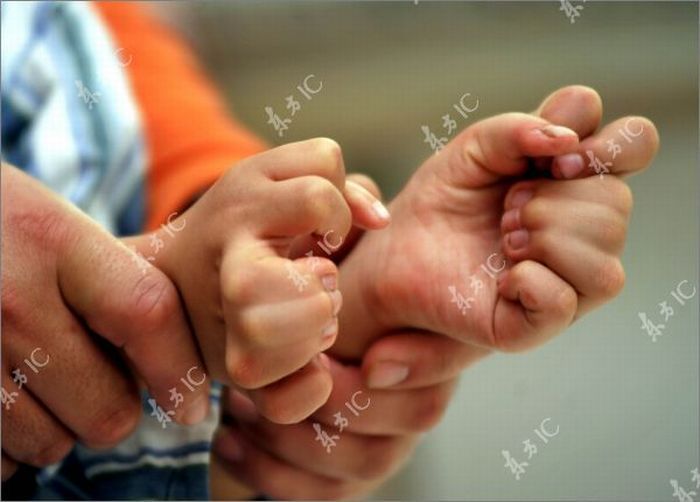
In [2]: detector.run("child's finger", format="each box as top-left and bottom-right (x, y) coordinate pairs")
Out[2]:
(552, 116), (659, 179)
(261, 175), (353, 245)
(427, 113), (579, 189)
(493, 260), (578, 352)
(343, 179), (391, 230)
(245, 354), (333, 424)
(254, 137), (346, 190)
(533, 85), (603, 139)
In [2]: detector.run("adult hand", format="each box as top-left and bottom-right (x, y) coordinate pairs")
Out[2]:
(1, 165), (209, 480)
(212, 355), (457, 500)
(332, 86), (659, 367)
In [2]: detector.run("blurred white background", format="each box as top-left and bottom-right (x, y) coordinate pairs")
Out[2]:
(161, 1), (698, 499)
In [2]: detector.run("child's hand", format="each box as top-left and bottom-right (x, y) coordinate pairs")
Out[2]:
(141, 138), (389, 423)
(332, 86), (659, 367)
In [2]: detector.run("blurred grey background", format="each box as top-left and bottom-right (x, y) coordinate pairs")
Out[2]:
(160, 1), (698, 499)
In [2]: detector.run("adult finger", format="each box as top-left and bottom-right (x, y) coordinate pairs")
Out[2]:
(56, 218), (210, 425)
(230, 417), (416, 483)
(533, 85), (603, 139)
(213, 426), (371, 500)
(361, 330), (491, 390)
(424, 113), (579, 189)
(1, 373), (75, 469)
(2, 305), (142, 449)
(1, 454), (17, 481)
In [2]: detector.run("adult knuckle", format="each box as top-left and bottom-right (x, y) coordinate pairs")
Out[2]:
(26, 436), (75, 467)
(125, 271), (176, 333)
(84, 399), (141, 447)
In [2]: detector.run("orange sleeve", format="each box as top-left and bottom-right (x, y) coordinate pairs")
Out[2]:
(94, 2), (267, 230)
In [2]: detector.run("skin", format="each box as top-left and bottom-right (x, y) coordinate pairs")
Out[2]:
(127, 138), (391, 425)
(0, 165), (210, 481)
(211, 86), (660, 500)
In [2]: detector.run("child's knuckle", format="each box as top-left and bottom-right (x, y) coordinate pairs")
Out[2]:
(554, 285), (578, 320)
(593, 258), (626, 299)
(237, 310), (272, 349)
(309, 137), (344, 177)
(221, 268), (257, 307)
(226, 351), (265, 389)
(520, 197), (549, 228)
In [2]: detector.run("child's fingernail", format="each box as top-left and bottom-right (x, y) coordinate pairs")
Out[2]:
(554, 153), (584, 179)
(507, 229), (529, 250)
(347, 181), (391, 223)
(322, 275), (337, 291)
(510, 189), (533, 209)
(372, 200), (391, 222)
(181, 395), (209, 425)
(366, 361), (409, 389)
(322, 317), (339, 338)
(501, 208), (521, 231)
(329, 289), (342, 316)
(540, 124), (578, 138)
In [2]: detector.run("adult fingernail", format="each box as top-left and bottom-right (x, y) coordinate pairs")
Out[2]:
(540, 124), (578, 138)
(510, 189), (533, 209)
(322, 275), (337, 291)
(329, 289), (342, 316)
(507, 229), (529, 250)
(555, 153), (584, 179)
(366, 361), (409, 389)
(372, 200), (391, 222)
(181, 394), (209, 425)
(322, 317), (338, 338)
